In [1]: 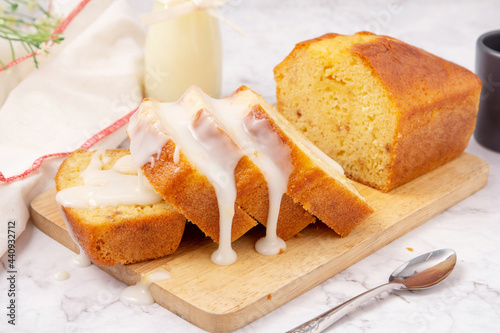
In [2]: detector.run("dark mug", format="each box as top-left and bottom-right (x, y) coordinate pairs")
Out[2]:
(474, 30), (500, 152)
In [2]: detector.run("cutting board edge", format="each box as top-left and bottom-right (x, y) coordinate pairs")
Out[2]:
(153, 152), (490, 332)
(28, 152), (490, 333)
(158, 154), (489, 333)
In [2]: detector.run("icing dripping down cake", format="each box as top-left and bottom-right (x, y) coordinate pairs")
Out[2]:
(55, 149), (186, 266)
(127, 86), (373, 265)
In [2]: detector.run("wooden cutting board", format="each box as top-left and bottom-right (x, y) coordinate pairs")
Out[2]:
(30, 152), (488, 333)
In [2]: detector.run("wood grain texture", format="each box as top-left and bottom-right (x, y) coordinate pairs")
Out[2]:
(30, 153), (488, 333)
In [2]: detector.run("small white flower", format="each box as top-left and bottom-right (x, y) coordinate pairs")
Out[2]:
(39, 39), (55, 55)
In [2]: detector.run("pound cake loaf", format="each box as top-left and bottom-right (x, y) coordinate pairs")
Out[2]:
(274, 31), (482, 192)
(55, 149), (186, 266)
(128, 85), (373, 265)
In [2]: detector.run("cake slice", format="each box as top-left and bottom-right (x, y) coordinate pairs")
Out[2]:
(274, 31), (482, 192)
(128, 88), (316, 265)
(230, 86), (373, 237)
(55, 149), (186, 266)
(128, 86), (373, 266)
(178, 86), (317, 242)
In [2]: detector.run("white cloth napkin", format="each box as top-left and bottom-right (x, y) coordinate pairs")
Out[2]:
(0, 0), (145, 257)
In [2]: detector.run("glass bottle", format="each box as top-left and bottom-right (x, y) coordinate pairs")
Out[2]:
(144, 1), (222, 102)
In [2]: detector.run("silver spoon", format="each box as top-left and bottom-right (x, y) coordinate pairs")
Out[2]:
(286, 248), (457, 333)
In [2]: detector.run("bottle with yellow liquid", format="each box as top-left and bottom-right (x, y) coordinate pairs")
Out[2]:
(144, 0), (222, 102)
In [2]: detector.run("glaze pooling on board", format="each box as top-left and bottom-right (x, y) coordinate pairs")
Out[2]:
(127, 86), (295, 264)
(31, 152), (489, 332)
(120, 272), (171, 306)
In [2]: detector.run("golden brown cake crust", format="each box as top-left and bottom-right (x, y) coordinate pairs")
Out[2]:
(274, 32), (482, 192)
(142, 139), (260, 243)
(233, 155), (316, 240)
(294, 32), (342, 48)
(61, 205), (186, 266)
(142, 122), (316, 243)
(55, 149), (186, 266)
(351, 33), (482, 191)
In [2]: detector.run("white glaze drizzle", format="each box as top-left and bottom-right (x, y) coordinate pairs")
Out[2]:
(128, 87), (296, 263)
(129, 99), (242, 265)
(128, 108), (169, 168)
(244, 114), (288, 255)
(55, 150), (163, 209)
(56, 202), (92, 267)
(70, 251), (92, 268)
(187, 109), (241, 265)
(55, 150), (163, 267)
(111, 154), (137, 174)
(184, 88), (291, 255)
(173, 144), (180, 164)
(120, 271), (171, 306)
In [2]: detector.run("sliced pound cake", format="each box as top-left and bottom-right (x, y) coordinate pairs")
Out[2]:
(55, 149), (186, 266)
(128, 86), (373, 265)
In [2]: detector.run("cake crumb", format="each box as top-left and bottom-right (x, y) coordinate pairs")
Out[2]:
(267, 294), (272, 300)
(294, 232), (303, 239)
(279, 248), (285, 255)
(406, 247), (414, 252)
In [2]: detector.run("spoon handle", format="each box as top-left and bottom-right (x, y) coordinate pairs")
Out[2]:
(286, 282), (405, 333)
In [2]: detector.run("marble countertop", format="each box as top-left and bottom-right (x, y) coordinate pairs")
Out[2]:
(2, 0), (500, 332)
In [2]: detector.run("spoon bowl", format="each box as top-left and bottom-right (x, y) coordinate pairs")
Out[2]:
(389, 248), (457, 290)
(287, 248), (457, 333)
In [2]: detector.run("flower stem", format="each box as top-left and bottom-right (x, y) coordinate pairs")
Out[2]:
(0, 0), (63, 69)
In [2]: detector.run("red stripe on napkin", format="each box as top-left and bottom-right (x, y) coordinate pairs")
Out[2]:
(0, 107), (138, 183)
(0, 0), (142, 183)
(0, 0), (93, 73)
(0, 0), (142, 184)
(53, 0), (93, 34)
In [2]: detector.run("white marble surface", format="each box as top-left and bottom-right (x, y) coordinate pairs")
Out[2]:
(2, 0), (500, 332)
